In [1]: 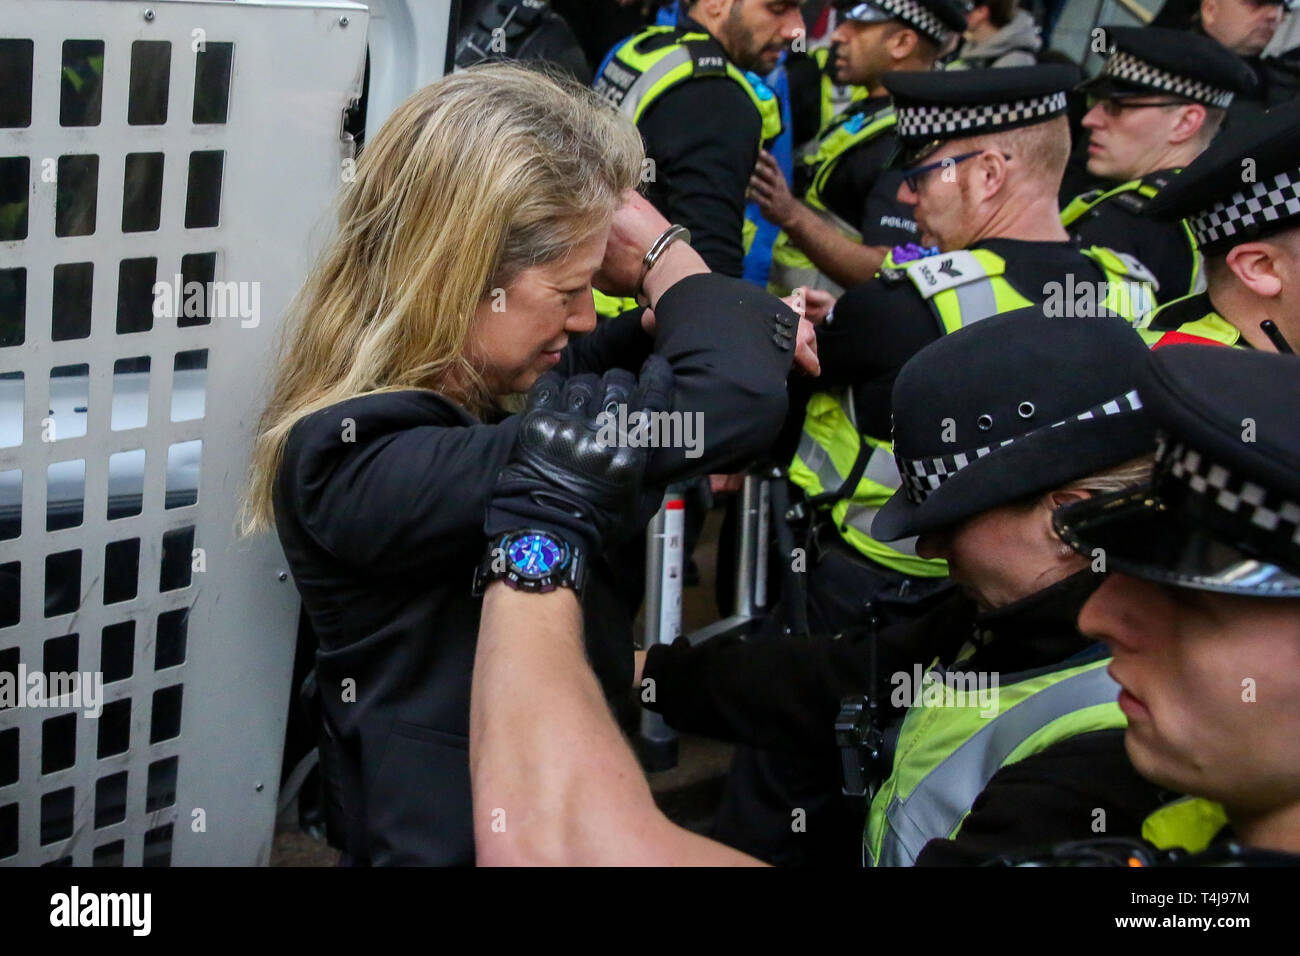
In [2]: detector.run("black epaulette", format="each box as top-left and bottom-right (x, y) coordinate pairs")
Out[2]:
(879, 264), (908, 285)
(1112, 189), (1151, 215)
(1145, 290), (1213, 331)
(684, 39), (730, 78)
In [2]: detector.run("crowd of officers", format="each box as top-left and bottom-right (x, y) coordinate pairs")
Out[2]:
(455, 0), (1300, 866)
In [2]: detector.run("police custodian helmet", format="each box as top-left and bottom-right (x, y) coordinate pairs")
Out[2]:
(1055, 346), (1300, 597)
(873, 308), (1156, 541)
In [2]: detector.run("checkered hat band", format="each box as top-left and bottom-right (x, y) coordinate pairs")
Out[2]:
(1160, 438), (1300, 555)
(1103, 50), (1235, 109)
(1186, 167), (1300, 248)
(895, 90), (1068, 141)
(873, 0), (954, 44)
(898, 390), (1144, 504)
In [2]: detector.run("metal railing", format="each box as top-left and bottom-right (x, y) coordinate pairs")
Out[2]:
(637, 471), (777, 768)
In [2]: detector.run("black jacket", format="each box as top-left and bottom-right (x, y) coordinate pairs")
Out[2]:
(1064, 170), (1198, 305)
(810, 95), (917, 248)
(643, 570), (1171, 865)
(273, 274), (795, 864)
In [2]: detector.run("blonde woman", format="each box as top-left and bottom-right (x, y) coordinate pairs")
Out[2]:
(243, 64), (809, 865)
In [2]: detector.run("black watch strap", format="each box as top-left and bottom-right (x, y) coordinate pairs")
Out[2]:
(472, 529), (586, 596)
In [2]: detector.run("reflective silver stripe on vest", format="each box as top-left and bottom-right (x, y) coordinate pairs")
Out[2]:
(795, 430), (836, 490)
(795, 432), (899, 496)
(614, 48), (693, 121)
(876, 663), (1120, 867)
(841, 504), (921, 556)
(799, 434), (922, 557)
(952, 277), (1000, 325)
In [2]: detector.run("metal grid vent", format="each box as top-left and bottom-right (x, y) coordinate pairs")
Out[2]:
(1, 0), (368, 866)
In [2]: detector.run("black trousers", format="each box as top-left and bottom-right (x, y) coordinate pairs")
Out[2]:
(709, 544), (953, 867)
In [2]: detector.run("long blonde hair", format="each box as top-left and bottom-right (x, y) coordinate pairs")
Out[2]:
(242, 63), (644, 535)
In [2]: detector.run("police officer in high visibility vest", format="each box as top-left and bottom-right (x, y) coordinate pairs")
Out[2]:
(754, 0), (968, 297)
(785, 43), (870, 149)
(591, 0), (803, 310)
(1137, 99), (1300, 352)
(845, 310), (1172, 866)
(1061, 27), (1257, 305)
(1034, 344), (1300, 867)
(706, 66), (1158, 868)
(785, 65), (1157, 639)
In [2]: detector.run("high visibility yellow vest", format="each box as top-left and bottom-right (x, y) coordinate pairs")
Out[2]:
(1141, 796), (1230, 854)
(591, 26), (784, 318)
(1138, 294), (1247, 349)
(788, 245), (1157, 575)
(865, 654), (1126, 866)
(767, 102), (896, 298)
(809, 46), (869, 139)
(595, 26), (783, 142)
(788, 389), (948, 577)
(1061, 173), (1204, 301)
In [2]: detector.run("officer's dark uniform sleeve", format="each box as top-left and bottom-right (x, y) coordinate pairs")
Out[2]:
(858, 169), (918, 248)
(814, 277), (942, 438)
(913, 730), (1171, 865)
(641, 594), (971, 754)
(639, 77), (762, 278)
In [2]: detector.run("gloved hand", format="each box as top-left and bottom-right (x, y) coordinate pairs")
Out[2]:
(485, 356), (675, 554)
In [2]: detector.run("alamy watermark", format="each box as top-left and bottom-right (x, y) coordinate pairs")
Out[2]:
(152, 274), (261, 328)
(1042, 275), (1152, 318)
(0, 666), (103, 718)
(891, 665), (1000, 718)
(595, 404), (704, 460)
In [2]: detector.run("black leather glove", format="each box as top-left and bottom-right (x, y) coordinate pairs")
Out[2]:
(485, 356), (675, 553)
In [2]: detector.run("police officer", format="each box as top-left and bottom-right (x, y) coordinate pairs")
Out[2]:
(592, 0), (804, 286)
(1138, 99), (1300, 350)
(470, 309), (1175, 866)
(786, 65), (1156, 641)
(1062, 27), (1257, 304)
(754, 0), (968, 296)
(1042, 345), (1300, 865)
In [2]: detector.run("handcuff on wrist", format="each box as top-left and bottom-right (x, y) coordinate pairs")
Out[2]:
(635, 224), (692, 306)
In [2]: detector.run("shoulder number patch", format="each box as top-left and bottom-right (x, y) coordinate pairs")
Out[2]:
(903, 250), (988, 299)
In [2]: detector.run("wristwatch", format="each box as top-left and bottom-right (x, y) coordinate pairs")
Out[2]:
(472, 528), (586, 596)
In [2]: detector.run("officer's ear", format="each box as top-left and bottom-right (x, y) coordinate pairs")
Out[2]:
(887, 26), (922, 62)
(1044, 488), (1091, 550)
(1167, 103), (1207, 146)
(1225, 242), (1284, 299)
(1046, 488), (1090, 513)
(974, 149), (1010, 197)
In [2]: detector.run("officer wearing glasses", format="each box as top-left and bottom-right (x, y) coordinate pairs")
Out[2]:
(1061, 27), (1257, 305)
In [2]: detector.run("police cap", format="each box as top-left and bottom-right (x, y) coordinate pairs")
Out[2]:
(1077, 26), (1257, 109)
(835, 0), (969, 47)
(1055, 346), (1300, 597)
(874, 308), (1155, 541)
(1144, 100), (1300, 256)
(884, 64), (1080, 164)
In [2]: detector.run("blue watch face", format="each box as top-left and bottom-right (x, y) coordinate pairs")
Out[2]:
(507, 533), (565, 579)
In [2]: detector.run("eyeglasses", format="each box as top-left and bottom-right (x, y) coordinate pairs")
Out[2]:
(1086, 95), (1187, 117)
(898, 150), (1011, 192)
